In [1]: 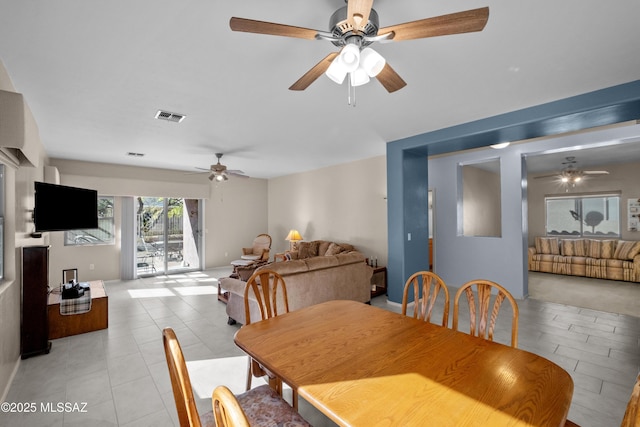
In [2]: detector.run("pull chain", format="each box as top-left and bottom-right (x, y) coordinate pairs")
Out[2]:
(347, 73), (356, 107)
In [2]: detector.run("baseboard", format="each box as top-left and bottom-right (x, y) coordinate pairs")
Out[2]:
(0, 356), (20, 403)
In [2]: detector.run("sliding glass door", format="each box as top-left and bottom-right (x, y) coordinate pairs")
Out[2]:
(136, 197), (202, 276)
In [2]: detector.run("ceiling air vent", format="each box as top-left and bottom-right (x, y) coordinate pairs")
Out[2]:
(154, 110), (186, 123)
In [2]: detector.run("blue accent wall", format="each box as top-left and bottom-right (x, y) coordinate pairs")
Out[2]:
(386, 80), (640, 303)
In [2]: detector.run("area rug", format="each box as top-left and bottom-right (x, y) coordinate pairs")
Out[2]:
(528, 272), (640, 318)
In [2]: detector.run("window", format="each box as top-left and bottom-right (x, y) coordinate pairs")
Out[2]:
(546, 193), (620, 237)
(65, 196), (115, 245)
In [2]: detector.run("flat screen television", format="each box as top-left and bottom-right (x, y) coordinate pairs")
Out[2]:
(34, 182), (98, 232)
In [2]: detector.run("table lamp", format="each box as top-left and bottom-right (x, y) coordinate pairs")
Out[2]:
(285, 229), (303, 251)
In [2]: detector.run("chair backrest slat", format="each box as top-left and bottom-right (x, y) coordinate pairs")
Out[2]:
(244, 269), (289, 325)
(453, 280), (519, 348)
(402, 271), (450, 327)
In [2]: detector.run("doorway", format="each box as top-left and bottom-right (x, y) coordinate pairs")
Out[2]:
(136, 197), (202, 276)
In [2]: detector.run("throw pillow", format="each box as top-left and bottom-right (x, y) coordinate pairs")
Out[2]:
(614, 240), (640, 260)
(600, 240), (617, 259)
(298, 241), (319, 259)
(561, 239), (587, 257)
(535, 237), (559, 255)
(325, 242), (343, 256)
(587, 239), (617, 259)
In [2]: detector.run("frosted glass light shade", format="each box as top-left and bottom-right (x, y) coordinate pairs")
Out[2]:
(360, 47), (386, 77)
(339, 44), (360, 72)
(350, 67), (370, 87)
(490, 142), (510, 149)
(325, 56), (347, 84)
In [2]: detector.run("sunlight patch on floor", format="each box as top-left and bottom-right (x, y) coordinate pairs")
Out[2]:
(128, 288), (176, 298)
(173, 286), (217, 296)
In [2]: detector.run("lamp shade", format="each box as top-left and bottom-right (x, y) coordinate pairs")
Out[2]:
(285, 229), (303, 242)
(360, 47), (385, 77)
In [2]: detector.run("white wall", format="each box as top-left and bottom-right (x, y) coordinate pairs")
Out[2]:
(462, 164), (501, 237)
(0, 60), (49, 401)
(268, 156), (388, 266)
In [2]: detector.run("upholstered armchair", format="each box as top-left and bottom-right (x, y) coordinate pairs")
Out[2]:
(241, 234), (272, 262)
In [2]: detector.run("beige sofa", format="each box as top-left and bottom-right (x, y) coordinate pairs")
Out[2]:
(528, 237), (640, 282)
(219, 241), (373, 325)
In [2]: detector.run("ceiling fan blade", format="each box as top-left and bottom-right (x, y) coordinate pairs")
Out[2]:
(228, 171), (250, 178)
(230, 17), (320, 40)
(289, 52), (339, 91)
(378, 7), (489, 41)
(583, 170), (610, 175)
(533, 174), (559, 179)
(376, 62), (407, 93)
(347, 0), (374, 31)
(184, 169), (209, 176)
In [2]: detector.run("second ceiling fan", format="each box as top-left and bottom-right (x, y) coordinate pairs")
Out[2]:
(534, 156), (610, 186)
(196, 153), (248, 182)
(229, 1), (489, 93)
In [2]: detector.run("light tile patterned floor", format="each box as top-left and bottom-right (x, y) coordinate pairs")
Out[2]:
(1, 268), (638, 426)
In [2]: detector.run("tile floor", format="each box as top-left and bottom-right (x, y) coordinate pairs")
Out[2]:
(1, 267), (638, 426)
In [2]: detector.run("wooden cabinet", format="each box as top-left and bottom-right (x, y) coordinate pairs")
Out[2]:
(47, 281), (108, 339)
(371, 266), (387, 297)
(21, 245), (51, 359)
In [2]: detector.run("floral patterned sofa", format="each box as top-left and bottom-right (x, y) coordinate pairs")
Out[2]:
(528, 237), (640, 282)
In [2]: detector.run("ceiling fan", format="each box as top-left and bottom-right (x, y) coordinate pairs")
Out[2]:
(534, 156), (609, 186)
(229, 1), (489, 93)
(196, 153), (249, 182)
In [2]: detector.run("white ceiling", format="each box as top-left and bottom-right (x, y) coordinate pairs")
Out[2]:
(1, 0), (640, 179)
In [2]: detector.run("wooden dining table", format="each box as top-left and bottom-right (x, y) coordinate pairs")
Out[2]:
(234, 300), (574, 427)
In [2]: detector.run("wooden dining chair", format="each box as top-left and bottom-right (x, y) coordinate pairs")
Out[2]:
(401, 271), (450, 327)
(564, 374), (640, 427)
(243, 269), (298, 408)
(452, 279), (519, 348)
(211, 385), (311, 426)
(621, 374), (640, 427)
(163, 328), (310, 427)
(163, 327), (215, 427)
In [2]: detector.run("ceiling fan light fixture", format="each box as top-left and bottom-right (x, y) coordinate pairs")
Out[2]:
(360, 47), (385, 77)
(325, 57), (348, 84)
(338, 44), (360, 72)
(490, 142), (510, 149)
(350, 67), (370, 87)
